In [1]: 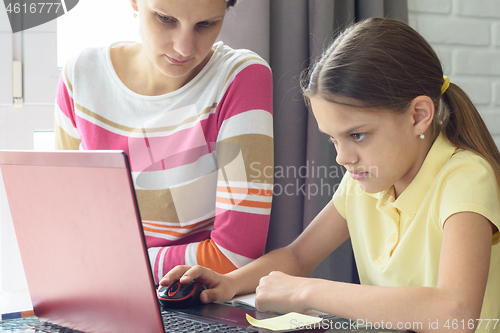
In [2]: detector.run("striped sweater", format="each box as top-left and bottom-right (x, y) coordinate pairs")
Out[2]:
(55, 41), (274, 283)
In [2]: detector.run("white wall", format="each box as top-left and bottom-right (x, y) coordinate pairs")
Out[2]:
(0, 7), (57, 292)
(409, 0), (500, 147)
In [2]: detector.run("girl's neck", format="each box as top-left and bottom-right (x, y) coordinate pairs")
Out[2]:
(393, 138), (433, 199)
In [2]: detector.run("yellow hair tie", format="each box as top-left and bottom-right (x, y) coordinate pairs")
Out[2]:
(441, 76), (450, 95)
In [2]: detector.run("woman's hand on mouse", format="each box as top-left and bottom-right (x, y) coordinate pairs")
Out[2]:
(160, 265), (237, 304)
(255, 271), (311, 314)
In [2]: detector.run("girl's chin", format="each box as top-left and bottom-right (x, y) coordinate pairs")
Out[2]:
(355, 180), (389, 194)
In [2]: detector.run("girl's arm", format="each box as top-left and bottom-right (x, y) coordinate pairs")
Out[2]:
(161, 199), (350, 302)
(256, 211), (492, 333)
(230, 199), (350, 295)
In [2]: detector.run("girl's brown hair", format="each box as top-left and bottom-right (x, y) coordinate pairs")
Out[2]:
(302, 17), (500, 188)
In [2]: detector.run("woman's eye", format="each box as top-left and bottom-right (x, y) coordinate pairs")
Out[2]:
(157, 14), (174, 23)
(351, 133), (366, 142)
(328, 137), (337, 145)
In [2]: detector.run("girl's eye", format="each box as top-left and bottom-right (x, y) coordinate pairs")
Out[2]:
(328, 137), (337, 146)
(351, 133), (366, 142)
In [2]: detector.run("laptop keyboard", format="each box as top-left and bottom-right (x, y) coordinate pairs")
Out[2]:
(0, 316), (84, 332)
(161, 309), (259, 333)
(0, 312), (260, 332)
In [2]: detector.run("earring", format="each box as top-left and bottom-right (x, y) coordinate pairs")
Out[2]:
(420, 134), (425, 140)
(133, 12), (137, 18)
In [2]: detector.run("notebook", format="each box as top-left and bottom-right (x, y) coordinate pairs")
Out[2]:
(0, 150), (333, 333)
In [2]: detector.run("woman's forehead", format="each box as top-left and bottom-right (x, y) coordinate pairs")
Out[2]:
(145, 0), (226, 13)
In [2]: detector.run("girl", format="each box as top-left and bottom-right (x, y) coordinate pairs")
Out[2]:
(54, 0), (274, 284)
(161, 18), (500, 333)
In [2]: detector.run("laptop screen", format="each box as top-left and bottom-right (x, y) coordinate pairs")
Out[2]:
(0, 150), (164, 333)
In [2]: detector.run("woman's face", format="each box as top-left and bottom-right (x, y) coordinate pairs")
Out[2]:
(309, 96), (423, 196)
(132, 0), (227, 82)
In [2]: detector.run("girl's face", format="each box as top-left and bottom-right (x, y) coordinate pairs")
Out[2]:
(132, 0), (227, 82)
(309, 96), (424, 196)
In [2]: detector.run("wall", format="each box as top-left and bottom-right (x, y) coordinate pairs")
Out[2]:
(0, 8), (57, 291)
(409, 0), (500, 147)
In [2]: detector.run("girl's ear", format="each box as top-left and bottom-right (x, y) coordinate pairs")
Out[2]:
(410, 96), (435, 137)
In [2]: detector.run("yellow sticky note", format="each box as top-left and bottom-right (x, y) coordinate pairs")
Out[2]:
(246, 312), (322, 331)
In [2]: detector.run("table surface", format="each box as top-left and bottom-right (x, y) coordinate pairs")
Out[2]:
(0, 289), (411, 332)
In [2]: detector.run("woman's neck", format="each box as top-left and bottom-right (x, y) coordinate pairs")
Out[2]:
(110, 43), (213, 96)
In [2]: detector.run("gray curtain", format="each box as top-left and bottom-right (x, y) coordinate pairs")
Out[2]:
(218, 0), (408, 283)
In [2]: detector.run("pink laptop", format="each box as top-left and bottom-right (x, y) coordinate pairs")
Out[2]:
(0, 150), (164, 332)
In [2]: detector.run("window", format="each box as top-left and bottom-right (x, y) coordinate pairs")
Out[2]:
(0, 1), (139, 292)
(57, 0), (140, 68)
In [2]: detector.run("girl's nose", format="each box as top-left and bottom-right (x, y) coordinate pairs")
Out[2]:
(335, 144), (358, 166)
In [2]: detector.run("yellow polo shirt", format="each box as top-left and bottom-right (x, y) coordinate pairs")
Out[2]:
(333, 134), (500, 333)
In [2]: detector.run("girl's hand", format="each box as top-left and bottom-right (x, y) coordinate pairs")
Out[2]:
(255, 271), (311, 314)
(159, 265), (237, 304)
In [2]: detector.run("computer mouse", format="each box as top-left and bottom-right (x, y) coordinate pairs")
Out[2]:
(157, 279), (206, 309)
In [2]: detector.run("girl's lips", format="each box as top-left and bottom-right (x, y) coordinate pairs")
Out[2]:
(350, 171), (368, 180)
(166, 55), (191, 65)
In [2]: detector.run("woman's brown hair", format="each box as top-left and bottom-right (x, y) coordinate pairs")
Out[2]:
(302, 17), (500, 188)
(226, 0), (237, 8)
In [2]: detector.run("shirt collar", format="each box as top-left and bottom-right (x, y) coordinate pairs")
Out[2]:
(361, 133), (457, 218)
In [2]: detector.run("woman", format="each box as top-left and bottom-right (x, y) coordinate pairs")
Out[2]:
(55, 0), (274, 284)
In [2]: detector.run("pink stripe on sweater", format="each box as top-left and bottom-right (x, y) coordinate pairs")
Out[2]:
(75, 118), (130, 152)
(211, 209), (269, 259)
(56, 76), (76, 128)
(128, 122), (210, 172)
(216, 64), (273, 130)
(69, 114), (212, 173)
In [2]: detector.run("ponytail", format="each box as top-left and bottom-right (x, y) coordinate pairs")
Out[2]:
(441, 84), (500, 188)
